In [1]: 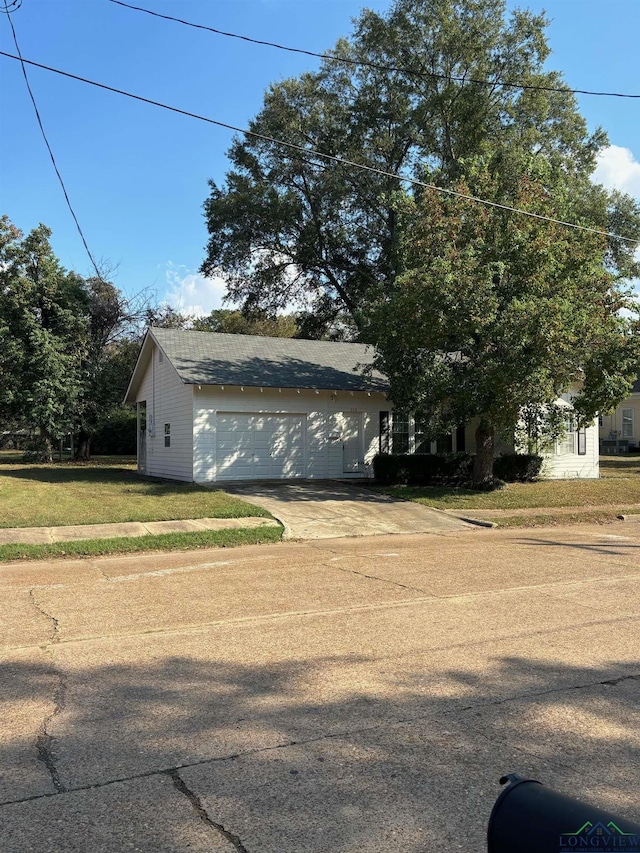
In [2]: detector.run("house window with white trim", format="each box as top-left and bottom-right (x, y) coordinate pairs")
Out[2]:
(556, 416), (575, 455)
(622, 409), (634, 438)
(164, 423), (171, 448)
(392, 413), (410, 454)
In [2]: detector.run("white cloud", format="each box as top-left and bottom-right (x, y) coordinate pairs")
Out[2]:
(161, 263), (229, 317)
(593, 145), (640, 199)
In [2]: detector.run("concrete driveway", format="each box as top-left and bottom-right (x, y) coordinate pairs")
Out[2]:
(1, 523), (639, 851)
(224, 480), (472, 538)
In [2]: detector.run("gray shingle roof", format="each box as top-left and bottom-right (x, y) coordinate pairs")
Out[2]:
(151, 328), (389, 393)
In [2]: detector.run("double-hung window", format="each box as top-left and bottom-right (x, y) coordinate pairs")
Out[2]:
(622, 409), (634, 439)
(556, 416), (575, 456)
(391, 413), (410, 454)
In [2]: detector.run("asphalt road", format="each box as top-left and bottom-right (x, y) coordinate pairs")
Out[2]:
(1, 524), (639, 852)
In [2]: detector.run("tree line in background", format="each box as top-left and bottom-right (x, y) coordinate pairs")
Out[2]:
(0, 215), (300, 463)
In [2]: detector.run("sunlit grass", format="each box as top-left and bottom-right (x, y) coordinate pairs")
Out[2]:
(0, 526), (283, 562)
(0, 454), (271, 528)
(376, 456), (640, 511)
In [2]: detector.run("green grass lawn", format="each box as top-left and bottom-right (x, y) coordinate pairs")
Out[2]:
(0, 526), (282, 562)
(377, 456), (640, 512)
(0, 453), (271, 528)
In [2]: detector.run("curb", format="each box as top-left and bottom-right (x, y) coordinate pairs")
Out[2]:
(449, 515), (498, 529)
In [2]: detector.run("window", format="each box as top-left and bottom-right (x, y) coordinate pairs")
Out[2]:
(622, 409), (633, 438)
(413, 414), (430, 454)
(556, 416), (575, 455)
(598, 415), (604, 427)
(391, 413), (410, 454)
(577, 428), (587, 455)
(164, 423), (171, 448)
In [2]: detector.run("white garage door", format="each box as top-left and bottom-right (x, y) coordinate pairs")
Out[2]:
(216, 413), (305, 480)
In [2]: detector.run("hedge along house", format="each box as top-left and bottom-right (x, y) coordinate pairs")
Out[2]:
(124, 328), (600, 483)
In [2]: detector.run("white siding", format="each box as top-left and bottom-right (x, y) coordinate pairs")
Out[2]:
(133, 345), (194, 481)
(460, 413), (599, 479)
(540, 419), (599, 479)
(193, 386), (387, 482)
(599, 392), (640, 448)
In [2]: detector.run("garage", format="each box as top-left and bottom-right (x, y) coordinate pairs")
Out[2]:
(215, 413), (306, 480)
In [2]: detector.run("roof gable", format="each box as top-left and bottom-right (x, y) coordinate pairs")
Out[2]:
(137, 328), (389, 394)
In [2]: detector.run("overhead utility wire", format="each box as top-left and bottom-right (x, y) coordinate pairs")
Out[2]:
(1, 6), (103, 279)
(0, 49), (636, 246)
(107, 0), (640, 100)
(0, 0), (22, 15)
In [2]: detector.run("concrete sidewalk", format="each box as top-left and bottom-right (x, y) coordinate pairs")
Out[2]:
(0, 517), (281, 545)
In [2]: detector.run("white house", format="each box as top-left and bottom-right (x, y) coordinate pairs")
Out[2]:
(599, 375), (640, 453)
(123, 328), (599, 483)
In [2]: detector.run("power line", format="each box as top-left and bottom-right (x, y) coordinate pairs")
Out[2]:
(107, 0), (640, 100)
(0, 0), (21, 14)
(2, 5), (103, 279)
(0, 49), (637, 246)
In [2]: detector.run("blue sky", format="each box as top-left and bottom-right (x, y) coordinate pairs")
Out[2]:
(1, 0), (639, 315)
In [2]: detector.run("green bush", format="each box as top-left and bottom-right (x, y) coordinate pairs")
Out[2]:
(91, 408), (137, 455)
(493, 453), (543, 482)
(373, 452), (474, 486)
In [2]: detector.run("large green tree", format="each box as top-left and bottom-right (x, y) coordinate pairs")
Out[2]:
(0, 216), (142, 461)
(73, 276), (140, 460)
(191, 308), (297, 337)
(201, 0), (640, 483)
(0, 216), (89, 460)
(201, 0), (606, 335)
(367, 158), (640, 485)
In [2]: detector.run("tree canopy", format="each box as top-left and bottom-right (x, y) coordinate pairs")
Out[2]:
(0, 216), (140, 461)
(191, 308), (297, 337)
(367, 160), (640, 483)
(201, 0), (609, 334)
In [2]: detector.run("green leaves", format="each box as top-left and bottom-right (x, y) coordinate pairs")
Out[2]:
(0, 216), (139, 459)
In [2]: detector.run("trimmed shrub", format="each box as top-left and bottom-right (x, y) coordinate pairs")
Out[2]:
(493, 452), (543, 483)
(373, 452), (473, 486)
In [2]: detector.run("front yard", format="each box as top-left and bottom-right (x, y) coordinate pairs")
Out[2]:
(378, 456), (640, 527)
(0, 453), (280, 560)
(0, 453), (271, 528)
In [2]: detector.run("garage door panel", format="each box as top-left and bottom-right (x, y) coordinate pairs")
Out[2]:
(216, 413), (305, 481)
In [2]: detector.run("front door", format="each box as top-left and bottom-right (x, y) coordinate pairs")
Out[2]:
(342, 413), (362, 474)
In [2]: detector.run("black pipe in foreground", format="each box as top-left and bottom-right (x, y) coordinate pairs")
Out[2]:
(487, 773), (640, 852)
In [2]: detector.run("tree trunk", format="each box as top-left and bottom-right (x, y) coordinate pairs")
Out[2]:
(74, 431), (91, 461)
(473, 419), (495, 488)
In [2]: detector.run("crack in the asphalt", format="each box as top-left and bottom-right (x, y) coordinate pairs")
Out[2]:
(326, 562), (431, 594)
(3, 669), (638, 810)
(168, 769), (250, 852)
(29, 588), (60, 644)
(458, 672), (640, 713)
(29, 589), (67, 793)
(35, 668), (68, 794)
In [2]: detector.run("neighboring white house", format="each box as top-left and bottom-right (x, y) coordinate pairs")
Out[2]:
(599, 375), (640, 453)
(123, 328), (600, 483)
